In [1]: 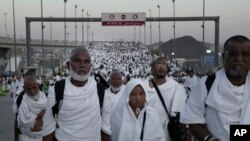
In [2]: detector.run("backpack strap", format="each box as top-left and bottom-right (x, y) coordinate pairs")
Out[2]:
(52, 79), (65, 117)
(52, 79), (105, 116)
(97, 83), (105, 108)
(140, 111), (147, 141)
(151, 79), (171, 119)
(16, 90), (48, 109)
(15, 91), (25, 135)
(16, 91), (26, 108)
(205, 73), (216, 93)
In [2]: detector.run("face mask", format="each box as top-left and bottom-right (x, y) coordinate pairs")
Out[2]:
(110, 84), (122, 93)
(70, 68), (91, 81)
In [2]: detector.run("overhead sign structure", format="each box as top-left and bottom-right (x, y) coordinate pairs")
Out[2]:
(101, 13), (145, 26)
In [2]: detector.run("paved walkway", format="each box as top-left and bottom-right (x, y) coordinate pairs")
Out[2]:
(0, 95), (15, 141)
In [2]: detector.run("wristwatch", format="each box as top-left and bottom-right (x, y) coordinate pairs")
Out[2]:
(204, 135), (218, 141)
(204, 134), (212, 141)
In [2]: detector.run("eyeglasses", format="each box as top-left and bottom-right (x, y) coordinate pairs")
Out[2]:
(224, 51), (250, 60)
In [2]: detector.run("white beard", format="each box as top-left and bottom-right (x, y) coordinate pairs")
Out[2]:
(110, 85), (122, 93)
(70, 69), (91, 81)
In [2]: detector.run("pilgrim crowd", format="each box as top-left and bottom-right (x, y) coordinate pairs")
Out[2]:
(1, 35), (250, 141)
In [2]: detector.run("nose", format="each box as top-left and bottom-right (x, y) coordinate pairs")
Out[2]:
(135, 94), (141, 101)
(31, 89), (37, 94)
(234, 53), (244, 61)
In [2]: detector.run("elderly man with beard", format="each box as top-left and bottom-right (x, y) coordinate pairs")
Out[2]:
(101, 71), (125, 141)
(144, 57), (187, 141)
(180, 35), (250, 141)
(43, 48), (101, 141)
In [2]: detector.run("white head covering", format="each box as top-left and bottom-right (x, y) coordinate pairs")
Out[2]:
(111, 79), (164, 141)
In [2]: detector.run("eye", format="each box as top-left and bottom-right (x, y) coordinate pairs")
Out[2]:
(73, 58), (81, 63)
(130, 93), (136, 97)
(242, 52), (250, 59)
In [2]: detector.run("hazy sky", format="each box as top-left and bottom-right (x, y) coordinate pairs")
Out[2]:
(0, 0), (250, 45)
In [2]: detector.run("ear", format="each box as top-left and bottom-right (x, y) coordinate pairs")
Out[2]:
(128, 100), (131, 105)
(151, 68), (154, 75)
(221, 53), (224, 59)
(221, 53), (225, 64)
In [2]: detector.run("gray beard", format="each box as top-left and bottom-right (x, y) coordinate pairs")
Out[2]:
(110, 85), (122, 93)
(70, 69), (91, 81)
(27, 92), (39, 101)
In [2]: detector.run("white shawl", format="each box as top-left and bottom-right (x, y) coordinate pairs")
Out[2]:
(55, 76), (101, 141)
(17, 91), (47, 137)
(205, 69), (250, 140)
(111, 79), (165, 141)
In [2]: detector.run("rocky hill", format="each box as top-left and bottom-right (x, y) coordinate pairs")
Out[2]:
(159, 36), (211, 66)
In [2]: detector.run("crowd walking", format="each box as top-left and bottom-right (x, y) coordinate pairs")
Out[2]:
(0, 35), (249, 141)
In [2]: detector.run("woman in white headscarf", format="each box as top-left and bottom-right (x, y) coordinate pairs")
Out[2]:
(108, 79), (165, 141)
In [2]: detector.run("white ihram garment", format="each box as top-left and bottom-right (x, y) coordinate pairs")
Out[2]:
(111, 79), (165, 141)
(145, 77), (187, 141)
(101, 85), (125, 135)
(55, 76), (101, 141)
(17, 91), (47, 141)
(181, 68), (250, 141)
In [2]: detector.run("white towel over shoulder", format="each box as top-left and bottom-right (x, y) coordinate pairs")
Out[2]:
(17, 91), (47, 137)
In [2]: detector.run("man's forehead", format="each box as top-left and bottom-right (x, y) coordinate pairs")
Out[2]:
(227, 42), (250, 51)
(71, 51), (90, 58)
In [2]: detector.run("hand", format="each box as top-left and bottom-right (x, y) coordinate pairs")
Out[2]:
(31, 118), (43, 132)
(30, 110), (46, 132)
(37, 109), (46, 119)
(185, 129), (192, 141)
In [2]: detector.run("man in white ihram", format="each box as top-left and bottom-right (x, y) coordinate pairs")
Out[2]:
(101, 71), (125, 140)
(44, 48), (101, 141)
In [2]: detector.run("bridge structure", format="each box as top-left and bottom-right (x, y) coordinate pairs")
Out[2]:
(0, 37), (82, 49)
(25, 16), (220, 67)
(0, 37), (80, 73)
(0, 16), (220, 73)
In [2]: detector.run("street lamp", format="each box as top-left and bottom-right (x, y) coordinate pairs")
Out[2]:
(92, 31), (94, 42)
(41, 0), (45, 75)
(66, 32), (70, 41)
(139, 26), (141, 43)
(4, 12), (11, 72)
(81, 9), (84, 46)
(202, 0), (205, 49)
(50, 16), (53, 68)
(171, 52), (175, 62)
(12, 0), (17, 72)
(75, 4), (78, 45)
(66, 32), (70, 57)
(86, 12), (88, 44)
(86, 12), (90, 45)
(64, 0), (67, 59)
(206, 49), (211, 54)
(144, 23), (146, 45)
(148, 9), (152, 47)
(172, 0), (176, 56)
(157, 5), (161, 48)
(4, 13), (8, 37)
(89, 13), (91, 44)
(134, 26), (136, 42)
